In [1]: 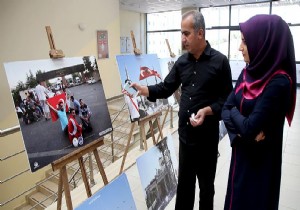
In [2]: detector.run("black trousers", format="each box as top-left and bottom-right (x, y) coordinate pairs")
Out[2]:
(175, 140), (219, 210)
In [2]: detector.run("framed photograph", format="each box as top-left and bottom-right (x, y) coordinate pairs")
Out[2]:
(97, 30), (109, 59)
(116, 54), (169, 122)
(76, 173), (137, 210)
(4, 56), (113, 172)
(136, 135), (178, 210)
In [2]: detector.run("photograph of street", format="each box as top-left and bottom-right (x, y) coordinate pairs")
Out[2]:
(4, 56), (113, 172)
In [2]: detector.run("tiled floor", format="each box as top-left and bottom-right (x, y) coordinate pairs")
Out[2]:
(124, 89), (300, 210)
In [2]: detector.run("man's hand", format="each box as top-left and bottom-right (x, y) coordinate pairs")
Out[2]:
(190, 106), (213, 127)
(130, 83), (149, 97)
(255, 131), (265, 142)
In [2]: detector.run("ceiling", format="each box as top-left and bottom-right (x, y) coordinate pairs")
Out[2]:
(119, 0), (276, 13)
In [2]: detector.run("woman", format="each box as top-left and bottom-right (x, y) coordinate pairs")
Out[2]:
(222, 14), (296, 210)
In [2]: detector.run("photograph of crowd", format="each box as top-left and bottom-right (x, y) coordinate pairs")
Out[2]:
(4, 56), (113, 172)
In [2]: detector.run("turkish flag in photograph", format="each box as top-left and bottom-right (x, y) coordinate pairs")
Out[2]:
(139, 66), (161, 80)
(47, 93), (68, 122)
(152, 70), (161, 80)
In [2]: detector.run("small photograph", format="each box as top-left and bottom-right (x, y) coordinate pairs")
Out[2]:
(136, 135), (178, 210)
(4, 56), (113, 172)
(116, 54), (169, 122)
(97, 30), (109, 59)
(75, 173), (137, 210)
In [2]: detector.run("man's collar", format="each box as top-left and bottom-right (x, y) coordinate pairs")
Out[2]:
(187, 41), (211, 60)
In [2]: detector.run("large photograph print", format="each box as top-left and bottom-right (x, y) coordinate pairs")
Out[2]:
(116, 54), (168, 121)
(136, 135), (178, 210)
(4, 56), (112, 172)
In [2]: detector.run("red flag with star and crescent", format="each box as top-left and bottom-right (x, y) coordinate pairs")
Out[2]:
(139, 66), (161, 80)
(46, 93), (68, 122)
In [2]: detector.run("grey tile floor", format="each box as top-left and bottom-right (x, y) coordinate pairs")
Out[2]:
(125, 89), (300, 210)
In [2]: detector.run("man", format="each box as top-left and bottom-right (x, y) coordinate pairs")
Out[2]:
(132, 10), (232, 210)
(68, 108), (83, 147)
(70, 95), (80, 114)
(35, 81), (48, 116)
(79, 99), (92, 132)
(47, 99), (68, 136)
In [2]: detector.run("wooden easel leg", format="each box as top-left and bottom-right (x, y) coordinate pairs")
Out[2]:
(93, 149), (108, 185)
(140, 122), (148, 151)
(161, 105), (170, 128)
(156, 116), (164, 141)
(111, 132), (115, 162)
(61, 166), (73, 210)
(78, 156), (92, 197)
(149, 120), (157, 145)
(119, 122), (135, 174)
(88, 152), (95, 186)
(57, 170), (63, 210)
(170, 106), (174, 128)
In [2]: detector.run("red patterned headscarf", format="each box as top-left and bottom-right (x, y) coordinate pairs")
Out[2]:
(236, 14), (296, 126)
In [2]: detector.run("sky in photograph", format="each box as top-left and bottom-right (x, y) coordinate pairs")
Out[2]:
(76, 173), (136, 210)
(116, 54), (162, 87)
(136, 135), (178, 191)
(3, 57), (84, 89)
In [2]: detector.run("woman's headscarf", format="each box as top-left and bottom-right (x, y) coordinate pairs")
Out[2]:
(236, 14), (296, 126)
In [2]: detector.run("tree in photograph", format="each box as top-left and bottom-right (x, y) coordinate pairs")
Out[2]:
(26, 70), (37, 89)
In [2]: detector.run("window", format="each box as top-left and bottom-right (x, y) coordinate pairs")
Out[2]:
(146, 2), (300, 64)
(231, 3), (270, 26)
(147, 11), (181, 58)
(206, 29), (229, 56)
(201, 7), (230, 27)
(272, 0), (300, 61)
(290, 26), (300, 61)
(147, 11), (181, 31)
(272, 0), (300, 24)
(147, 31), (181, 58)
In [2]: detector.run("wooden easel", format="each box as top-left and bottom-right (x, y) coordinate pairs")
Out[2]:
(52, 139), (108, 210)
(165, 39), (176, 58)
(45, 26), (65, 58)
(46, 27), (108, 210)
(119, 111), (164, 174)
(165, 39), (181, 104)
(130, 30), (141, 55)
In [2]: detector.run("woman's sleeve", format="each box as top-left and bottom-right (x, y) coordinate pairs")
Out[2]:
(222, 91), (239, 145)
(221, 72), (243, 145)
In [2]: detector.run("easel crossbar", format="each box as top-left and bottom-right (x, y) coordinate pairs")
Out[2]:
(119, 111), (164, 175)
(52, 138), (104, 171)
